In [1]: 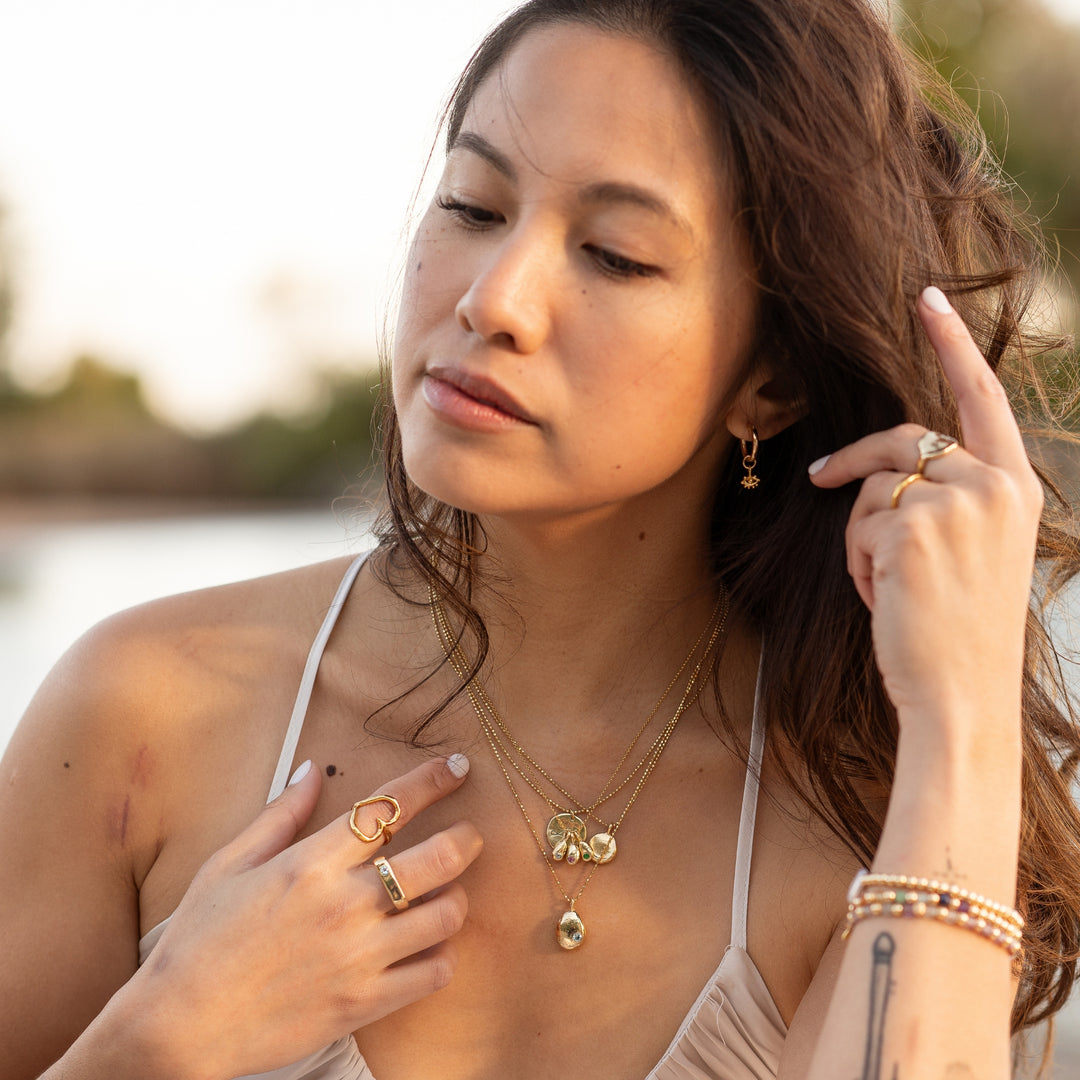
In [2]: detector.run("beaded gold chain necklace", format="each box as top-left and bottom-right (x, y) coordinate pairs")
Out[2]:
(429, 583), (729, 949)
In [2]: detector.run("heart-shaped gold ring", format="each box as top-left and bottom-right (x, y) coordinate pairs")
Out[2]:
(349, 795), (402, 845)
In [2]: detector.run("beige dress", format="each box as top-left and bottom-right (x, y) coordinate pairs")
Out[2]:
(139, 555), (788, 1079)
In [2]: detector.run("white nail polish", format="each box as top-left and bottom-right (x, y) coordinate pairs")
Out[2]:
(447, 753), (470, 779)
(288, 759), (313, 786)
(808, 454), (830, 476)
(921, 285), (953, 314)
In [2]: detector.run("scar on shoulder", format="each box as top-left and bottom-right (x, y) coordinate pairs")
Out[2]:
(107, 795), (132, 848)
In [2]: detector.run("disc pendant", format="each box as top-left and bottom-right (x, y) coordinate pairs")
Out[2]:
(546, 812), (587, 852)
(589, 832), (617, 864)
(557, 909), (586, 950)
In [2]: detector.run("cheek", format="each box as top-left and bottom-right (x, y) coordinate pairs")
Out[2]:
(573, 293), (736, 423)
(392, 234), (460, 387)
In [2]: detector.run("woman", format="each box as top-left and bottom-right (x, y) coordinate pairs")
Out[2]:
(2, 0), (1078, 1077)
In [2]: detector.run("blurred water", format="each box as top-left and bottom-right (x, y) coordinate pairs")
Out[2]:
(0, 507), (372, 748)
(1, 508), (1078, 1072)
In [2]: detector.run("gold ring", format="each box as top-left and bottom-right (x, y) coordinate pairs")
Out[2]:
(349, 795), (402, 845)
(890, 472), (925, 509)
(373, 856), (409, 911)
(915, 430), (959, 475)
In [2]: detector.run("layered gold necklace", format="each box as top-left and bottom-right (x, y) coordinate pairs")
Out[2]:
(429, 581), (728, 950)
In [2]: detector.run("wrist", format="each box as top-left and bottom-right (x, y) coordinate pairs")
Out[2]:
(875, 717), (1022, 904)
(83, 975), (217, 1080)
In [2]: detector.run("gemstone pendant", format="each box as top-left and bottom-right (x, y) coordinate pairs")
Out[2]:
(557, 909), (586, 950)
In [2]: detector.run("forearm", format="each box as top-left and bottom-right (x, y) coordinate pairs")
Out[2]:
(804, 706), (1022, 1080)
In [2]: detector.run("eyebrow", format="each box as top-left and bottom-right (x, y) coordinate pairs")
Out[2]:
(449, 130), (695, 238)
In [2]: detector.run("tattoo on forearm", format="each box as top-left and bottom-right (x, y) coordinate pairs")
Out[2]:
(860, 931), (897, 1080)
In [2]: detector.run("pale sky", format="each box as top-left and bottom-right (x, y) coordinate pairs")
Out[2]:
(0, 0), (515, 430)
(0, 0), (1078, 432)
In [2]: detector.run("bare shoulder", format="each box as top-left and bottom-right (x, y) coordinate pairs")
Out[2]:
(0, 553), (363, 1077)
(14, 554), (363, 863)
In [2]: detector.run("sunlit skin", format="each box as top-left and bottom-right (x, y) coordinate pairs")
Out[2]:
(392, 26), (769, 528)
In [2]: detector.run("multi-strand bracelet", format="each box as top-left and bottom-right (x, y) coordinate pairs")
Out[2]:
(842, 871), (1024, 958)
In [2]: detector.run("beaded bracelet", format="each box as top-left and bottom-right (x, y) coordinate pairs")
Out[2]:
(853, 873), (1024, 927)
(842, 870), (1024, 958)
(855, 890), (1021, 938)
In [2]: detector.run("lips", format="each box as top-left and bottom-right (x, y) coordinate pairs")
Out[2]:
(424, 364), (537, 424)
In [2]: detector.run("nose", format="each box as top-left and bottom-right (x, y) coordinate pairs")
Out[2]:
(455, 229), (552, 354)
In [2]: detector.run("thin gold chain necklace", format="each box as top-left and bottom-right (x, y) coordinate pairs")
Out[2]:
(428, 583), (728, 949)
(431, 592), (719, 838)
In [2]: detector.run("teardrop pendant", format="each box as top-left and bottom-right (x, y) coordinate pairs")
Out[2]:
(557, 909), (586, 950)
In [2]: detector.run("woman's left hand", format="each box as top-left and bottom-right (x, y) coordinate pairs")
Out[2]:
(808, 285), (1043, 726)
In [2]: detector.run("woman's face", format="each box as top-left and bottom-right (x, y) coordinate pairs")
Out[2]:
(393, 24), (758, 521)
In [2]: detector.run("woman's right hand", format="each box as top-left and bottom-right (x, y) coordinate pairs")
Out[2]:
(123, 754), (481, 1080)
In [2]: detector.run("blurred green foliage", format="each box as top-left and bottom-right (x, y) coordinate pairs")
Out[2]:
(901, 0), (1080, 291)
(0, 353), (380, 501)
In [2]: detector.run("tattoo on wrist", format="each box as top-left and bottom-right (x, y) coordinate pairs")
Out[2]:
(857, 932), (977, 1080)
(860, 931), (898, 1080)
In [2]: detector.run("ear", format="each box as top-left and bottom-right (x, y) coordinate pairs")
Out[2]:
(724, 361), (806, 442)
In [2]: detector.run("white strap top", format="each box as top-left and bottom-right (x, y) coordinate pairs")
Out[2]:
(139, 553), (787, 1079)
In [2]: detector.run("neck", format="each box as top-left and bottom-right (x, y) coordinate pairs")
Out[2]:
(448, 502), (727, 739)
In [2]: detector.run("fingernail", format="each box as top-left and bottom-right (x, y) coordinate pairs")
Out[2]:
(447, 753), (470, 779)
(808, 454), (831, 476)
(288, 759), (312, 786)
(921, 285), (953, 314)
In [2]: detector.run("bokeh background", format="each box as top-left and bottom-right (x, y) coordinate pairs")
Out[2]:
(1, 1), (1079, 1072)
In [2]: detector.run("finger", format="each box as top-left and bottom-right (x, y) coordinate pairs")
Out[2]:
(220, 759), (324, 873)
(374, 882), (470, 966)
(350, 942), (461, 1027)
(917, 285), (1028, 470)
(845, 508), (905, 612)
(357, 822), (483, 911)
(310, 754), (472, 867)
(809, 423), (968, 488)
(847, 468), (957, 535)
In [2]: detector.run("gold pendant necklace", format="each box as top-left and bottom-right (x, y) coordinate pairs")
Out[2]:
(442, 601), (724, 866)
(429, 580), (729, 950)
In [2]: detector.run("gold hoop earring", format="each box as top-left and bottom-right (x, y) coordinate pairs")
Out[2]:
(740, 428), (760, 490)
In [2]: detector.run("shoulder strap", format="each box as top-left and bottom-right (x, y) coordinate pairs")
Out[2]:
(265, 552), (371, 802)
(730, 649), (766, 951)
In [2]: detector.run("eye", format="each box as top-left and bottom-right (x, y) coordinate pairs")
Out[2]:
(584, 244), (658, 280)
(436, 195), (500, 229)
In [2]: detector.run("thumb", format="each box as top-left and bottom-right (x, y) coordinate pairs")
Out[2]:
(226, 759), (323, 872)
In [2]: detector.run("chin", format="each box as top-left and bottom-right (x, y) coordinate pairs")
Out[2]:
(401, 441), (514, 516)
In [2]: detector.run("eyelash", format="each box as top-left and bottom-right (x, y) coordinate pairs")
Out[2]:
(434, 196), (659, 281)
(436, 196), (498, 229)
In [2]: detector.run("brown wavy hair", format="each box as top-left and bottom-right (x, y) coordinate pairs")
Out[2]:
(370, 0), (1080, 1043)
